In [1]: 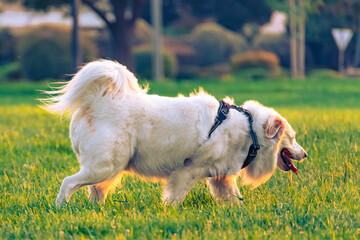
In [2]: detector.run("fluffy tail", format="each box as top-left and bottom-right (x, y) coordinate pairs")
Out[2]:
(42, 60), (147, 115)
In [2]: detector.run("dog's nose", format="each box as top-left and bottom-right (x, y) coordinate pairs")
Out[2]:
(303, 152), (308, 158)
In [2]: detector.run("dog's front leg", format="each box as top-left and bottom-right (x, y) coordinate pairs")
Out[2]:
(207, 176), (244, 205)
(163, 167), (203, 205)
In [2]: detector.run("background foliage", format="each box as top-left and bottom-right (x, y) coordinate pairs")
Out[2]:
(191, 22), (248, 67)
(17, 24), (97, 80)
(2, 0), (360, 79)
(134, 45), (178, 79)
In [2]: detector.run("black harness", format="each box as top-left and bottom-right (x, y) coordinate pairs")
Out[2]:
(208, 100), (260, 169)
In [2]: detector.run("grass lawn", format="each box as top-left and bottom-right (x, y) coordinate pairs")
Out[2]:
(1, 78), (360, 239)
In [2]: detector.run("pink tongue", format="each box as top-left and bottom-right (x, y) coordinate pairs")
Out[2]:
(283, 149), (297, 173)
(290, 163), (297, 174)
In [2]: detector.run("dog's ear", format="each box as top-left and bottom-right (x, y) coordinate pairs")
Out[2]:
(264, 116), (285, 139)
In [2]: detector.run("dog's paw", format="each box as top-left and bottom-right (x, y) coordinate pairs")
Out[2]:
(216, 194), (244, 206)
(232, 195), (244, 206)
(236, 199), (244, 206)
(55, 196), (67, 208)
(162, 195), (182, 207)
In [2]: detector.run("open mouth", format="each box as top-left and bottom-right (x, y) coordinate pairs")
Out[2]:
(281, 149), (297, 173)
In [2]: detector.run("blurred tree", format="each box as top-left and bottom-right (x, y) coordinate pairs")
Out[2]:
(306, 0), (360, 68)
(141, 0), (179, 27)
(266, 0), (320, 77)
(16, 0), (146, 71)
(270, 0), (360, 69)
(71, 0), (81, 73)
(141, 0), (272, 32)
(183, 0), (272, 31)
(289, 0), (298, 78)
(0, 28), (17, 65)
(83, 0), (146, 71)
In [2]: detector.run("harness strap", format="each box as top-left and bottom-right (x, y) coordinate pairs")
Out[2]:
(207, 100), (231, 138)
(208, 100), (260, 169)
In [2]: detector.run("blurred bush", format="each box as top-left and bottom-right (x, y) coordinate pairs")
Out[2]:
(196, 64), (231, 79)
(253, 33), (315, 69)
(0, 28), (17, 65)
(308, 69), (342, 79)
(165, 12), (198, 35)
(176, 65), (199, 79)
(163, 36), (198, 79)
(231, 67), (287, 80)
(253, 33), (289, 68)
(134, 19), (153, 46)
(231, 50), (280, 72)
(242, 23), (260, 43)
(134, 45), (178, 79)
(0, 62), (21, 81)
(191, 22), (248, 66)
(18, 24), (97, 81)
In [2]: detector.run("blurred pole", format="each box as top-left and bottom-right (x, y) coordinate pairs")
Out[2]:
(151, 0), (164, 81)
(339, 49), (345, 73)
(354, 17), (360, 67)
(71, 0), (81, 73)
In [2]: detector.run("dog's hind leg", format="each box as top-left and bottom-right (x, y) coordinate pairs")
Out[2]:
(163, 167), (203, 205)
(56, 154), (129, 207)
(88, 175), (121, 203)
(56, 133), (134, 207)
(55, 165), (115, 208)
(207, 176), (244, 204)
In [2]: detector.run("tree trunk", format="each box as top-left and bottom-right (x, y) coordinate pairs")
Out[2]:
(151, 0), (164, 81)
(71, 0), (81, 73)
(109, 0), (135, 71)
(110, 23), (135, 71)
(289, 0), (298, 79)
(83, 0), (145, 72)
(298, 0), (305, 78)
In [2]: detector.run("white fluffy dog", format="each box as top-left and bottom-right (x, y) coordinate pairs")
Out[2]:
(43, 60), (307, 207)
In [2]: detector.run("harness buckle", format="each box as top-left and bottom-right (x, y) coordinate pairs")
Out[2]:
(217, 111), (227, 121)
(217, 101), (229, 121)
(248, 144), (260, 157)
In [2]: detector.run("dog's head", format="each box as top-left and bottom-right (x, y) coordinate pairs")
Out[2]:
(263, 114), (307, 173)
(241, 101), (307, 185)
